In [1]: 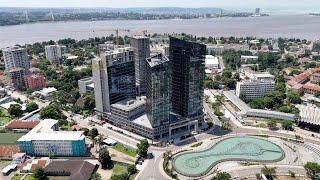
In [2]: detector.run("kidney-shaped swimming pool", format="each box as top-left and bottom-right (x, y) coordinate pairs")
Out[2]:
(172, 136), (284, 177)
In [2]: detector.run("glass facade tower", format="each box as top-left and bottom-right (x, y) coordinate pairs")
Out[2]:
(169, 37), (206, 136)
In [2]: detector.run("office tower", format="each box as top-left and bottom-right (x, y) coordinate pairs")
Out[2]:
(3, 47), (29, 72)
(146, 54), (170, 138)
(169, 37), (206, 136)
(130, 36), (150, 94)
(45, 45), (62, 63)
(93, 47), (136, 114)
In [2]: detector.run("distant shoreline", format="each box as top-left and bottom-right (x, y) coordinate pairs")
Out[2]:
(0, 14), (318, 48)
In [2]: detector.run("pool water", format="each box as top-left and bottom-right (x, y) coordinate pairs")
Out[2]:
(173, 136), (284, 177)
(27, 113), (41, 120)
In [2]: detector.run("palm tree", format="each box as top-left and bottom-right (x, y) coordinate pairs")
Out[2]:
(261, 165), (276, 179)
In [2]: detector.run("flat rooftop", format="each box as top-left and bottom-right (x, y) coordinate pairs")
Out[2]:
(111, 97), (146, 112)
(132, 114), (152, 129)
(205, 55), (219, 65)
(146, 54), (169, 68)
(18, 119), (84, 142)
(223, 91), (251, 111)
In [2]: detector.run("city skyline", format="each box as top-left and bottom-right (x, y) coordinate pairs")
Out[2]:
(0, 0), (320, 11)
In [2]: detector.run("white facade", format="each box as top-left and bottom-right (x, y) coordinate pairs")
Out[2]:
(206, 45), (224, 55)
(236, 80), (275, 101)
(45, 45), (62, 63)
(78, 77), (94, 95)
(241, 55), (258, 62)
(205, 55), (219, 69)
(92, 58), (110, 113)
(3, 47), (29, 71)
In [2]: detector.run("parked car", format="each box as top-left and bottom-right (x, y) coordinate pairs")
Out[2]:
(147, 153), (154, 159)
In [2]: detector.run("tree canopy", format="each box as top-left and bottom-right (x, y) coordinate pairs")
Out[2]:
(304, 162), (320, 179)
(8, 104), (23, 117)
(137, 139), (150, 157)
(98, 148), (113, 169)
(39, 105), (67, 121)
(211, 172), (231, 180)
(26, 102), (39, 112)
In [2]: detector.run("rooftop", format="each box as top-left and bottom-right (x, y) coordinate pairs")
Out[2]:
(146, 54), (169, 68)
(111, 97), (146, 112)
(246, 109), (295, 119)
(5, 120), (40, 130)
(303, 82), (320, 92)
(131, 35), (149, 39)
(205, 55), (219, 65)
(45, 160), (98, 180)
(223, 91), (251, 111)
(241, 55), (258, 59)
(18, 119), (85, 142)
(132, 114), (152, 129)
(105, 47), (134, 55)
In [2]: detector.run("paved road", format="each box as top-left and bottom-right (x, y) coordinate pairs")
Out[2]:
(71, 96), (320, 180)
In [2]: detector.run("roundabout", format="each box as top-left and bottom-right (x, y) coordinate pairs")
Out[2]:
(172, 136), (284, 177)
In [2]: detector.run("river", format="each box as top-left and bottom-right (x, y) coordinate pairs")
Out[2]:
(0, 14), (319, 48)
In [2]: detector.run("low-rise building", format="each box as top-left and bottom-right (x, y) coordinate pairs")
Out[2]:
(5, 120), (40, 132)
(310, 73), (320, 84)
(236, 80), (275, 101)
(17, 119), (86, 156)
(241, 55), (258, 63)
(287, 68), (320, 95)
(45, 160), (98, 180)
(224, 91), (295, 121)
(32, 87), (57, 99)
(24, 74), (46, 91)
(205, 55), (219, 69)
(78, 77), (94, 95)
(297, 104), (320, 130)
(107, 97), (155, 139)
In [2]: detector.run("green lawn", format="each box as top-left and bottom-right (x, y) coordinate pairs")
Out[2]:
(25, 175), (36, 180)
(0, 109), (12, 126)
(0, 160), (12, 169)
(112, 164), (128, 175)
(0, 133), (25, 145)
(111, 163), (138, 180)
(10, 174), (24, 180)
(112, 144), (137, 157)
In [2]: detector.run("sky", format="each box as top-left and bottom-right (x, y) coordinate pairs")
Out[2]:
(0, 0), (320, 11)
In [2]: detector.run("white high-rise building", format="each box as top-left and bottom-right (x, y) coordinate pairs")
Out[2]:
(3, 47), (29, 72)
(45, 45), (62, 63)
(92, 58), (110, 114)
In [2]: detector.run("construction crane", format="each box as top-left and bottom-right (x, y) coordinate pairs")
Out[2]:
(141, 30), (148, 36)
(73, 28), (130, 46)
(114, 29), (130, 46)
